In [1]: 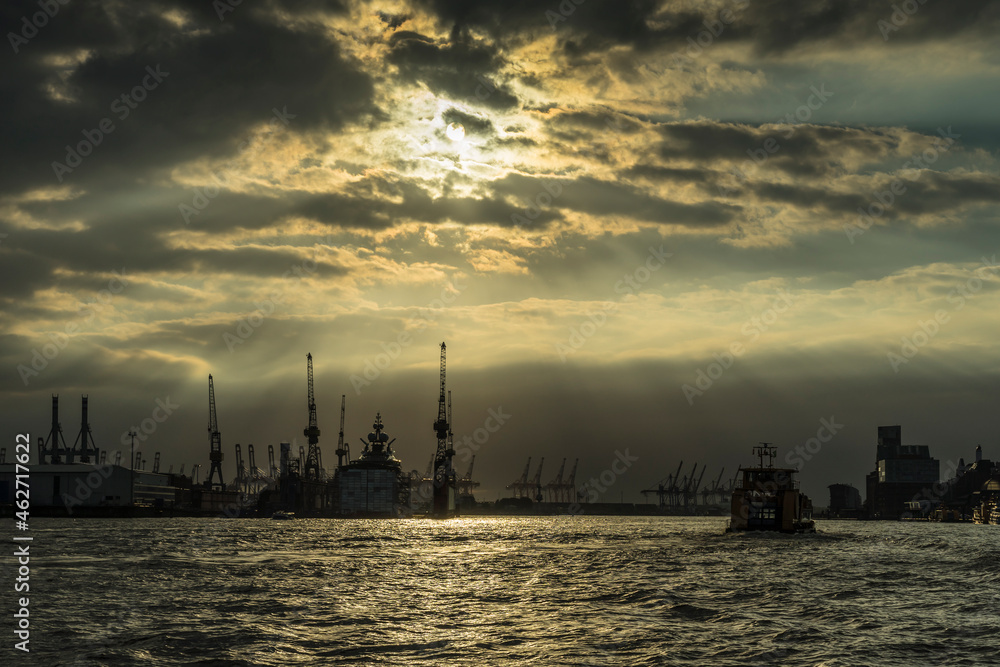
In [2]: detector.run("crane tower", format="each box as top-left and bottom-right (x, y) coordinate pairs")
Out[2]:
(431, 342), (456, 517)
(207, 374), (225, 491)
(303, 353), (322, 480)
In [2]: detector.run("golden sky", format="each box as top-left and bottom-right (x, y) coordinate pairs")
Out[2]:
(3, 0), (1000, 500)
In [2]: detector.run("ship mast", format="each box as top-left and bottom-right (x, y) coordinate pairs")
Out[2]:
(753, 442), (776, 469)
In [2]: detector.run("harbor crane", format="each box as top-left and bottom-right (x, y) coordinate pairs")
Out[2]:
(72, 395), (100, 463)
(234, 444), (245, 491)
(267, 445), (278, 478)
(529, 457), (545, 502)
(303, 353), (322, 480)
(703, 468), (725, 505)
(431, 342), (456, 517)
(545, 458), (567, 503)
(206, 374), (225, 491)
(41, 395), (70, 464)
(335, 395), (348, 469)
(565, 458), (580, 503)
(507, 457), (532, 498)
(641, 476), (672, 509)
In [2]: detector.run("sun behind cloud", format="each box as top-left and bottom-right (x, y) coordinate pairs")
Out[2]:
(445, 122), (466, 142)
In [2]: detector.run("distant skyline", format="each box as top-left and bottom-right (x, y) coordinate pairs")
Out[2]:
(3, 0), (1000, 504)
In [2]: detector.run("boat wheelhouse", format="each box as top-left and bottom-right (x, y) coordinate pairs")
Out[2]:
(727, 443), (815, 533)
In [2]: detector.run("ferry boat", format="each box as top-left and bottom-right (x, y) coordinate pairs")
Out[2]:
(727, 443), (815, 534)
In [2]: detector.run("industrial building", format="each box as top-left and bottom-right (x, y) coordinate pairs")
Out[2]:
(827, 483), (863, 517)
(864, 425), (940, 519)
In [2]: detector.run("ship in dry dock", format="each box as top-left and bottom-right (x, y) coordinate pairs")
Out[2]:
(727, 443), (815, 533)
(331, 412), (411, 517)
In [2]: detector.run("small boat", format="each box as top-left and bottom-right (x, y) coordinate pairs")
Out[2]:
(271, 511), (295, 520)
(727, 443), (815, 534)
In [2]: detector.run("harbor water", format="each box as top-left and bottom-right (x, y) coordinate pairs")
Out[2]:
(9, 516), (1000, 666)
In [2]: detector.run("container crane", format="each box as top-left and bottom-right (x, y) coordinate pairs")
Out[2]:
(42, 395), (69, 464)
(641, 477), (672, 509)
(72, 395), (100, 464)
(546, 458), (567, 503)
(507, 457), (532, 498)
(529, 457), (545, 502)
(303, 353), (322, 480)
(670, 460), (684, 506)
(565, 458), (579, 502)
(206, 374), (225, 491)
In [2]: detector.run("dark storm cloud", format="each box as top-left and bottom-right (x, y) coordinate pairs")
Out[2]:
(749, 172), (1000, 222)
(386, 30), (519, 109)
(494, 173), (739, 227)
(0, 0), (375, 196)
(441, 107), (496, 136)
(413, 0), (1000, 55)
(623, 164), (713, 184)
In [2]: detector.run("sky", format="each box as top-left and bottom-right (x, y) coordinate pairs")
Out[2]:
(2, 0), (1000, 505)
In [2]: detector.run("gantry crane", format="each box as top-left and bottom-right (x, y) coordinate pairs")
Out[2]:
(507, 457), (532, 498)
(303, 353), (322, 480)
(42, 395), (70, 464)
(431, 342), (456, 517)
(642, 476), (672, 509)
(72, 395), (100, 463)
(565, 458), (579, 502)
(207, 374), (225, 491)
(545, 458), (567, 503)
(529, 457), (545, 502)
(267, 444), (278, 478)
